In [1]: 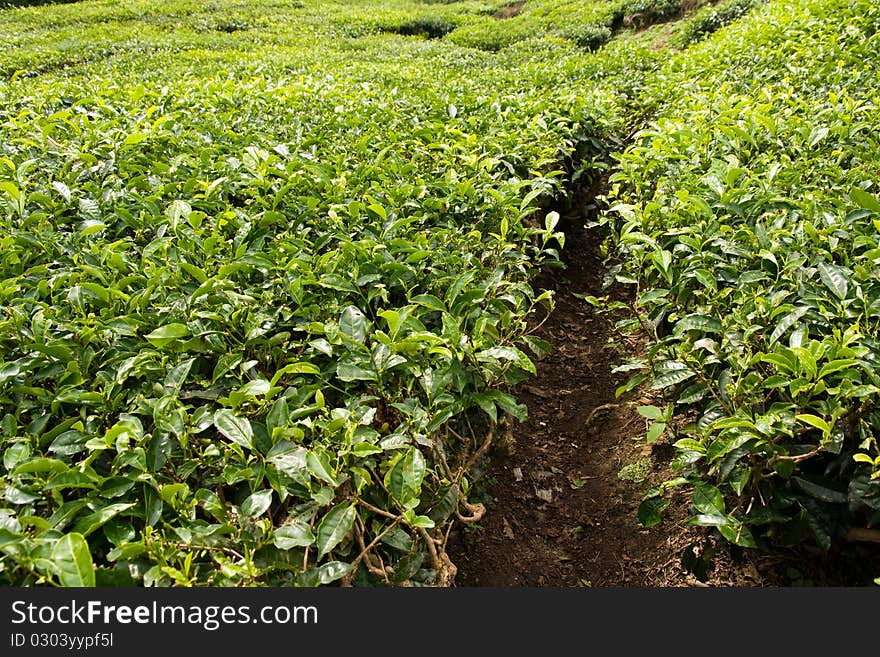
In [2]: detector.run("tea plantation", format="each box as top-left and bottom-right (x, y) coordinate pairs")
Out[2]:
(1, 0), (877, 586)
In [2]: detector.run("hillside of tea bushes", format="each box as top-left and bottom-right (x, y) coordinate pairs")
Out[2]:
(1, 0), (878, 586)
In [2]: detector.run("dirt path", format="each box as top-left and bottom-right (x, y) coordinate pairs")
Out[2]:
(448, 224), (700, 586)
(447, 224), (880, 587)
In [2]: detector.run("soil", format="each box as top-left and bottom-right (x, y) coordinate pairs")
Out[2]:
(447, 223), (880, 587)
(493, 2), (525, 20)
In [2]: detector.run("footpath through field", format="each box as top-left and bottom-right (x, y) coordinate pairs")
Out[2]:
(448, 225), (704, 586)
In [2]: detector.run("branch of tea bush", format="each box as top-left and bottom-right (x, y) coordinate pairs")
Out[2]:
(846, 528), (880, 544)
(766, 446), (823, 466)
(356, 498), (398, 520)
(459, 418), (496, 476)
(351, 516), (402, 581)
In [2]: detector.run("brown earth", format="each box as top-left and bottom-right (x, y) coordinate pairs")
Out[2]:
(447, 223), (880, 587)
(493, 2), (525, 20)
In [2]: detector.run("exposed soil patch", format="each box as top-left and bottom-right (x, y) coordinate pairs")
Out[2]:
(493, 2), (525, 20)
(447, 224), (706, 586)
(447, 224), (880, 587)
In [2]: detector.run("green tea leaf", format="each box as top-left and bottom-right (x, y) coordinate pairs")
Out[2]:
(336, 360), (377, 382)
(213, 410), (254, 450)
(145, 323), (190, 348)
(385, 447), (426, 506)
(267, 398), (290, 435)
(646, 422), (666, 444)
(793, 477), (847, 503)
(637, 405), (663, 420)
(164, 358), (196, 394)
(795, 414), (830, 435)
(316, 504), (356, 558)
(48, 430), (87, 457)
(650, 368), (696, 390)
(638, 496), (670, 528)
(339, 306), (368, 344)
(274, 522), (315, 549)
(13, 458), (69, 476)
(73, 503), (136, 537)
(476, 346), (536, 375)
(817, 262), (849, 300)
(769, 306), (811, 344)
(306, 450), (338, 487)
(241, 490), (273, 517)
(51, 533), (95, 587)
(673, 314), (721, 335)
(718, 521), (756, 548)
(270, 362), (321, 386)
(851, 188), (880, 213)
(817, 359), (857, 380)
(410, 294), (447, 312)
(692, 481), (726, 517)
(318, 560), (354, 585)
(676, 383), (708, 404)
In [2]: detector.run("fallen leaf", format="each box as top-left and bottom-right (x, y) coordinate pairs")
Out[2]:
(502, 517), (515, 540)
(523, 385), (553, 398)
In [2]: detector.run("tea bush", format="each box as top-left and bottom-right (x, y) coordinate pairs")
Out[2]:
(564, 24), (613, 51)
(606, 0), (880, 553)
(615, 0), (681, 27)
(0, 0), (624, 587)
(679, 0), (763, 44)
(445, 0), (682, 51)
(393, 15), (459, 38)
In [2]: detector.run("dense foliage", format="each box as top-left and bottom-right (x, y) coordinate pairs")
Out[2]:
(1, 1), (84, 8)
(607, 0), (880, 553)
(678, 0), (763, 45)
(2, 0), (875, 587)
(445, 0), (684, 51)
(0, 0), (631, 587)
